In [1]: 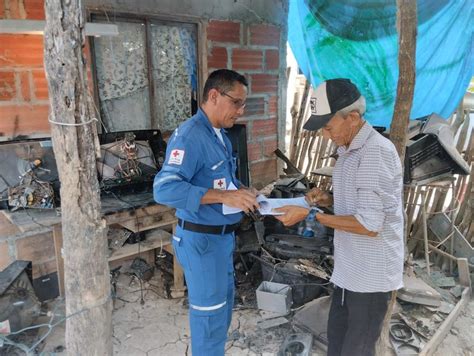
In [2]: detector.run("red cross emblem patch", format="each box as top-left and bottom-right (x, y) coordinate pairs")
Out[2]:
(168, 149), (185, 165)
(213, 178), (227, 190)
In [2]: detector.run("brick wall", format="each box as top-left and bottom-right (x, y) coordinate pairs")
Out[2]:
(0, 0), (49, 138)
(207, 20), (281, 188)
(0, 2), (285, 276)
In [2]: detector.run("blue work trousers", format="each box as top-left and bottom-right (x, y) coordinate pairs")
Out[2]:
(172, 226), (235, 356)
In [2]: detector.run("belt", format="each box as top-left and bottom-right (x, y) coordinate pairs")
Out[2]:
(177, 218), (240, 235)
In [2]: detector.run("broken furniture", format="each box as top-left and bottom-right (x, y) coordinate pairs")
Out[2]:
(52, 198), (184, 298)
(0, 261), (41, 333)
(2, 192), (185, 299)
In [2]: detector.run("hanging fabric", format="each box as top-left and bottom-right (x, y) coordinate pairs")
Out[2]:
(288, 0), (473, 127)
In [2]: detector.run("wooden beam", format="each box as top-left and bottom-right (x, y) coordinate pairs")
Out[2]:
(419, 287), (470, 356)
(457, 258), (472, 290)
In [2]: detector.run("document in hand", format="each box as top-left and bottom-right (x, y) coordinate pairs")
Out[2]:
(222, 192), (314, 216)
(256, 195), (311, 215)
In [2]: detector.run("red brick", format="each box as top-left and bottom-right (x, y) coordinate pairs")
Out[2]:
(32, 69), (48, 99)
(232, 49), (263, 70)
(247, 141), (262, 161)
(25, 0), (45, 20)
(0, 241), (12, 271)
(250, 159), (277, 187)
(268, 95), (278, 115)
(243, 97), (265, 117)
(0, 1), (5, 18)
(207, 20), (241, 43)
(208, 46), (228, 69)
(0, 71), (16, 100)
(252, 118), (277, 138)
(8, 0), (23, 19)
(0, 35), (44, 67)
(20, 71), (31, 101)
(262, 138), (278, 157)
(265, 49), (279, 70)
(249, 24), (280, 46)
(0, 104), (50, 137)
(251, 74), (278, 93)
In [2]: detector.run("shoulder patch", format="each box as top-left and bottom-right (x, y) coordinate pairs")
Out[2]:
(168, 149), (185, 165)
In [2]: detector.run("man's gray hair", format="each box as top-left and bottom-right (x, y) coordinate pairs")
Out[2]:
(338, 95), (366, 118)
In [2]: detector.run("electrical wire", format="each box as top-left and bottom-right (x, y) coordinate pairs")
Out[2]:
(0, 296), (111, 354)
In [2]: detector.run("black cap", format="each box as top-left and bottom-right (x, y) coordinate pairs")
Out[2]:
(303, 78), (361, 131)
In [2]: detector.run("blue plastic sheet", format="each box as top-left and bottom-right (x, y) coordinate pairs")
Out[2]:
(288, 0), (474, 127)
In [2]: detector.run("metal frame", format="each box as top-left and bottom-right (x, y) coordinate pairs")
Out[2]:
(86, 10), (203, 133)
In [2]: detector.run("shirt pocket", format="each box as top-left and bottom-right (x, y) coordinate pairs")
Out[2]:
(205, 160), (230, 189)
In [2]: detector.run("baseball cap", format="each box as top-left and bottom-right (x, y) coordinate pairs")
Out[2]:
(303, 78), (362, 131)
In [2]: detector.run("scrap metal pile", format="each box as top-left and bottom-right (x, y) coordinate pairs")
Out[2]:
(234, 174), (335, 310)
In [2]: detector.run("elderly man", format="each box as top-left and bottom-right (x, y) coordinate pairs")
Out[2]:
(276, 78), (404, 356)
(154, 69), (258, 355)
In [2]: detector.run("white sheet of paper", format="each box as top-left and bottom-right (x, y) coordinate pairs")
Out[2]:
(222, 182), (242, 215)
(223, 186), (318, 216)
(257, 195), (311, 215)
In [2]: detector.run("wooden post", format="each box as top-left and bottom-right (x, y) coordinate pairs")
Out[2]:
(43, 1), (112, 354)
(377, 1), (417, 355)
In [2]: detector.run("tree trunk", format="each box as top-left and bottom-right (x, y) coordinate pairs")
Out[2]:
(389, 0), (418, 158)
(378, 1), (417, 355)
(43, 1), (112, 354)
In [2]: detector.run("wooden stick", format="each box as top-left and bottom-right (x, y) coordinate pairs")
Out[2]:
(419, 287), (470, 356)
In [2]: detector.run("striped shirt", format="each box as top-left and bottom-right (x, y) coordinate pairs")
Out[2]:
(330, 122), (404, 293)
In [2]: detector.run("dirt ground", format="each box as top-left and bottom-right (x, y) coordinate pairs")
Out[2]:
(4, 264), (472, 355)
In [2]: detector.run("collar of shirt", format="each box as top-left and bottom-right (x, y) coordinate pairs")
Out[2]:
(197, 108), (229, 136)
(196, 108), (230, 154)
(337, 121), (373, 156)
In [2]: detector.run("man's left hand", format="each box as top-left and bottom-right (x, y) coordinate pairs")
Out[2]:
(274, 205), (309, 226)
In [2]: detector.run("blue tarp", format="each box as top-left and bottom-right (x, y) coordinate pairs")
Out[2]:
(288, 0), (474, 127)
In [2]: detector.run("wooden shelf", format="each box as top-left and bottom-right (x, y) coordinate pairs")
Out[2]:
(108, 229), (172, 262)
(118, 211), (177, 233)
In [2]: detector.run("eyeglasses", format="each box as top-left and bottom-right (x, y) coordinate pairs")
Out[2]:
(220, 92), (246, 109)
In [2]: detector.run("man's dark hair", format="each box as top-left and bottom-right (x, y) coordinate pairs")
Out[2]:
(202, 69), (248, 102)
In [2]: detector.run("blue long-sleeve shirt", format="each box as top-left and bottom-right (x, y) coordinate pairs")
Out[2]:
(153, 109), (243, 226)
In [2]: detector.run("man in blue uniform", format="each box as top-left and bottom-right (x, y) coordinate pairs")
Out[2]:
(153, 69), (258, 355)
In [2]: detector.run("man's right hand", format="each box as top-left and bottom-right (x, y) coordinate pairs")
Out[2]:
(221, 189), (259, 213)
(305, 188), (333, 207)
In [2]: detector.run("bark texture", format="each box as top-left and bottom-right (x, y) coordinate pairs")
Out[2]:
(378, 1), (417, 355)
(43, 1), (112, 354)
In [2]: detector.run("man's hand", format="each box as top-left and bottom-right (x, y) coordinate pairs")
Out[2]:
(221, 189), (259, 213)
(274, 205), (309, 226)
(305, 188), (333, 207)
